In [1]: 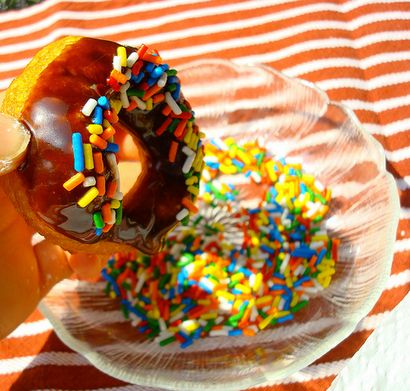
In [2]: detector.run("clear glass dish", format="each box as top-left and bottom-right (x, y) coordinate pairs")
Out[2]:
(39, 60), (400, 391)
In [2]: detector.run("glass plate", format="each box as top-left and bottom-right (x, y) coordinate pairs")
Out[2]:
(39, 60), (400, 391)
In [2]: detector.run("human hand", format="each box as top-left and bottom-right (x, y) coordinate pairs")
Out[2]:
(0, 91), (107, 339)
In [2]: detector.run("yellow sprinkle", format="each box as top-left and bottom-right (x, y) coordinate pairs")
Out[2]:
(285, 276), (293, 287)
(146, 97), (153, 111)
(273, 296), (281, 308)
(231, 272), (245, 283)
(185, 176), (198, 185)
(87, 124), (103, 135)
(109, 291), (116, 299)
(275, 310), (290, 318)
(103, 119), (111, 128)
(224, 137), (236, 146)
(117, 46), (127, 67)
(83, 143), (94, 170)
(189, 133), (199, 151)
(110, 99), (122, 114)
(291, 294), (299, 307)
(181, 320), (199, 332)
(184, 125), (193, 145)
(199, 131), (206, 138)
(111, 199), (121, 209)
(168, 327), (179, 333)
(253, 273), (263, 292)
(170, 305), (184, 317)
(237, 149), (251, 165)
(319, 268), (336, 277)
(255, 296), (272, 306)
(233, 300), (243, 312)
(236, 283), (251, 294)
(216, 291), (235, 301)
(108, 136), (114, 143)
(258, 314), (275, 330)
(220, 164), (237, 175)
(77, 187), (99, 208)
(265, 161), (278, 182)
(198, 299), (211, 306)
(251, 236), (260, 247)
(302, 174), (315, 184)
(187, 185), (199, 196)
(200, 312), (218, 320)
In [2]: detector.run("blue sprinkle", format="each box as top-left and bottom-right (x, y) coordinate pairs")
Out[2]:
(260, 244), (275, 255)
(171, 84), (181, 101)
(139, 296), (151, 304)
(151, 66), (164, 79)
(134, 72), (145, 84)
(101, 268), (120, 296)
(139, 325), (149, 333)
(205, 162), (220, 169)
(232, 158), (245, 168)
(288, 167), (296, 175)
(270, 284), (285, 291)
(95, 228), (103, 236)
(72, 132), (84, 172)
(180, 338), (193, 349)
(238, 267), (252, 277)
(245, 170), (252, 178)
(169, 288), (175, 300)
(167, 76), (179, 84)
(97, 96), (110, 110)
(300, 183), (307, 194)
(183, 304), (196, 313)
(279, 157), (286, 165)
(277, 314), (294, 323)
(92, 106), (103, 125)
(106, 143), (119, 153)
(161, 63), (170, 71)
(198, 282), (213, 294)
(231, 288), (242, 295)
(283, 286), (292, 295)
(315, 248), (327, 265)
(290, 233), (303, 241)
(144, 62), (155, 73)
(293, 276), (310, 287)
(228, 329), (243, 336)
(291, 247), (316, 259)
(193, 327), (202, 340)
(178, 331), (190, 340)
(227, 260), (236, 273)
(181, 298), (193, 305)
(273, 272), (285, 279)
(147, 76), (158, 87)
(248, 208), (261, 215)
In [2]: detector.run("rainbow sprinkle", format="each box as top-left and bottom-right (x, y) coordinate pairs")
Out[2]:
(63, 44), (203, 235)
(102, 138), (338, 348)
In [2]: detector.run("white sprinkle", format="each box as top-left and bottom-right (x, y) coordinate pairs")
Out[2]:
(215, 316), (224, 325)
(81, 98), (97, 116)
(130, 95), (146, 110)
(113, 55), (122, 71)
(108, 210), (116, 225)
(106, 153), (119, 179)
(127, 52), (139, 67)
(199, 319), (207, 327)
(120, 91), (130, 109)
(267, 280), (273, 288)
(218, 301), (233, 313)
(278, 297), (286, 310)
(250, 305), (258, 322)
(249, 273), (256, 288)
(202, 169), (211, 181)
(31, 232), (45, 247)
(280, 253), (291, 274)
(157, 72), (167, 88)
(169, 312), (185, 323)
(120, 82), (130, 93)
(83, 176), (96, 187)
(315, 180), (324, 192)
(250, 171), (261, 183)
(212, 137), (228, 151)
(182, 146), (195, 156)
(113, 191), (123, 201)
(310, 241), (325, 250)
(182, 154), (195, 174)
(176, 208), (189, 221)
(210, 329), (229, 337)
(159, 318), (167, 332)
(294, 265), (305, 276)
(165, 91), (182, 115)
(134, 272), (146, 294)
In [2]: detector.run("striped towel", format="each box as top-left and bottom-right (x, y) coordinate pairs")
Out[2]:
(0, 0), (409, 390)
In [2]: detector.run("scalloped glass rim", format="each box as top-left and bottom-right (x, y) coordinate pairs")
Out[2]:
(39, 60), (400, 391)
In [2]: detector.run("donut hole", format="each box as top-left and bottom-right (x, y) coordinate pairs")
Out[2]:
(118, 161), (141, 196)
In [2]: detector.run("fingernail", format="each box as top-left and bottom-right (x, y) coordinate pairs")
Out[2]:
(0, 113), (30, 174)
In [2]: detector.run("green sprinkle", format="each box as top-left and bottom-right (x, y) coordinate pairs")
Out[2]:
(159, 274), (171, 290)
(127, 88), (145, 98)
(166, 69), (177, 76)
(159, 336), (176, 346)
(167, 84), (177, 92)
(291, 300), (308, 313)
(177, 253), (194, 267)
(203, 320), (215, 333)
(115, 202), (123, 225)
(93, 212), (104, 229)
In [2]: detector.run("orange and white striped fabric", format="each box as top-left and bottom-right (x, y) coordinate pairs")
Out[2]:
(0, 0), (409, 390)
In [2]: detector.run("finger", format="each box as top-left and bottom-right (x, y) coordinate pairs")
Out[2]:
(68, 252), (107, 281)
(0, 91), (31, 175)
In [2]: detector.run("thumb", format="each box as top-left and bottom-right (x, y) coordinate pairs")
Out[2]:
(0, 112), (30, 175)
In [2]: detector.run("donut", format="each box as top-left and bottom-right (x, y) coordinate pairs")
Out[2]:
(0, 36), (204, 254)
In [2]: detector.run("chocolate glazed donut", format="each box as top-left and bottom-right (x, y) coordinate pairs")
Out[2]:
(0, 37), (204, 255)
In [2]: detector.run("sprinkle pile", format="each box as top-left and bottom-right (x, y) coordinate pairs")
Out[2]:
(63, 44), (202, 235)
(102, 138), (338, 348)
